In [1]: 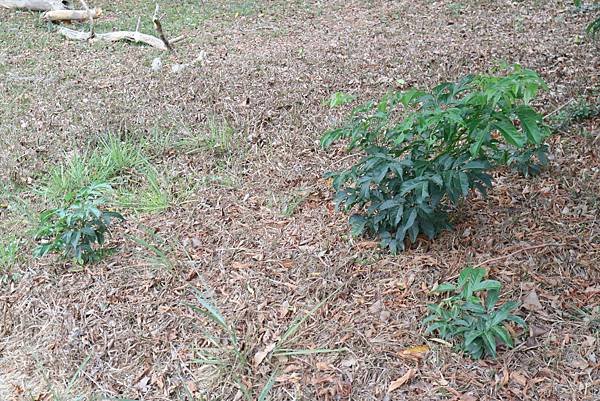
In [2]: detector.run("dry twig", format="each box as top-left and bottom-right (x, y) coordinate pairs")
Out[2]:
(152, 4), (173, 52)
(473, 243), (563, 268)
(78, 0), (94, 39)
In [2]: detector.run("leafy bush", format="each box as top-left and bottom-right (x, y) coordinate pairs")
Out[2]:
(424, 267), (525, 359)
(322, 66), (551, 252)
(34, 183), (124, 264)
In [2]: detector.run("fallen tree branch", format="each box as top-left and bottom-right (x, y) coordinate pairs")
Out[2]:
(0, 0), (69, 10)
(41, 7), (100, 21)
(78, 0), (94, 38)
(57, 26), (168, 50)
(152, 4), (172, 52)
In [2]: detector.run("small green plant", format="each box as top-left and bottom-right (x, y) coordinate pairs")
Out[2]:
(0, 237), (19, 269)
(574, 1), (600, 38)
(424, 267), (526, 359)
(0, 237), (20, 285)
(322, 65), (551, 252)
(550, 96), (600, 132)
(326, 92), (356, 108)
(34, 183), (124, 264)
(588, 16), (600, 37)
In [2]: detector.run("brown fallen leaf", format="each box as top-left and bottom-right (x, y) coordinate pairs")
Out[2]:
(529, 325), (547, 337)
(398, 345), (430, 360)
(232, 261), (251, 269)
(522, 289), (543, 311)
(280, 259), (294, 268)
(500, 366), (510, 387)
(357, 240), (379, 249)
(315, 362), (331, 371)
(275, 373), (301, 383)
(582, 336), (596, 347)
(569, 356), (589, 370)
(387, 368), (416, 392)
(510, 371), (528, 387)
(253, 343), (276, 368)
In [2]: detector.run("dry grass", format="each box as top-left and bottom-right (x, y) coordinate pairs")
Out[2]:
(1, 0), (599, 400)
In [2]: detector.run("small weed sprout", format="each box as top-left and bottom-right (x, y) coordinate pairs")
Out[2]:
(0, 237), (19, 270)
(424, 267), (526, 359)
(0, 237), (20, 285)
(34, 183), (124, 265)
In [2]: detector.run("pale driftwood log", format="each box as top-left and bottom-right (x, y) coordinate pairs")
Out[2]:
(41, 7), (100, 21)
(0, 0), (69, 11)
(57, 26), (168, 50)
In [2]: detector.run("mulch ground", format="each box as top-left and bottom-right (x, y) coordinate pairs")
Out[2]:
(0, 1), (599, 400)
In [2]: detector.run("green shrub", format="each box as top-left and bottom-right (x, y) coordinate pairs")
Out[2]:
(322, 66), (551, 252)
(424, 267), (525, 359)
(34, 183), (124, 264)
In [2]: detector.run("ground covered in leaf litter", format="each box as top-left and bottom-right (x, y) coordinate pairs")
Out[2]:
(0, 0), (599, 400)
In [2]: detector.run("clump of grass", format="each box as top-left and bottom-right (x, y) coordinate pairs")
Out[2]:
(40, 133), (147, 203)
(141, 126), (178, 157)
(94, 133), (148, 181)
(116, 166), (171, 213)
(280, 190), (311, 217)
(177, 117), (235, 156)
(0, 237), (20, 285)
(42, 153), (94, 202)
(38, 133), (174, 213)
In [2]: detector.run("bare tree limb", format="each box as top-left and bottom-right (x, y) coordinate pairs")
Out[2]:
(152, 4), (173, 52)
(77, 0), (94, 38)
(57, 26), (168, 50)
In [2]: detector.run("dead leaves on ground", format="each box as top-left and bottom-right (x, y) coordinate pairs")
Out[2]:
(387, 368), (416, 392)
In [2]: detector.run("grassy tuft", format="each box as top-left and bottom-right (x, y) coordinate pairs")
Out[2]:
(177, 117), (235, 157)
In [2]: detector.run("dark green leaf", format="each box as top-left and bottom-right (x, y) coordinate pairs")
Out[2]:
(516, 105), (544, 144)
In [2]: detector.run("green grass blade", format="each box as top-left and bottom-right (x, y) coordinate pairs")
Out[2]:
(257, 370), (278, 401)
(272, 347), (347, 357)
(278, 288), (340, 346)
